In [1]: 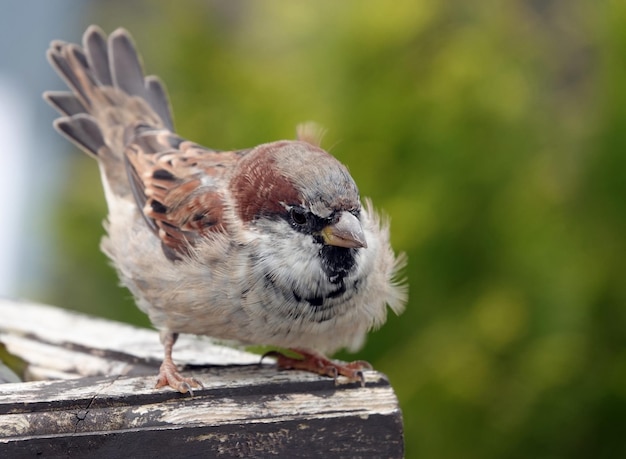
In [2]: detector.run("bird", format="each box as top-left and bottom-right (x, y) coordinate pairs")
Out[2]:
(44, 25), (407, 394)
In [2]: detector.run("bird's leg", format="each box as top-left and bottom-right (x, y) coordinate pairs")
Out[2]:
(263, 348), (373, 387)
(155, 331), (203, 395)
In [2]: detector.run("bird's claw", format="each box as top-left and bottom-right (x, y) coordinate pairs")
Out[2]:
(262, 349), (372, 387)
(155, 360), (203, 396)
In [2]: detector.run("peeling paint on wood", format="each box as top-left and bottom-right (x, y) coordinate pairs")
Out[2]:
(0, 300), (404, 457)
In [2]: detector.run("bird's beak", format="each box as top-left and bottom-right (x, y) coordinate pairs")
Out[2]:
(321, 211), (368, 249)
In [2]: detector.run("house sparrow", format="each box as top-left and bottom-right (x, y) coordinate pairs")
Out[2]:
(44, 25), (407, 394)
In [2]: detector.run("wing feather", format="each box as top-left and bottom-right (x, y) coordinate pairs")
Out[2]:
(124, 126), (242, 259)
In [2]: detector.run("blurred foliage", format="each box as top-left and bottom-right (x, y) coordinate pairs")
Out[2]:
(41, 0), (626, 457)
(0, 342), (25, 383)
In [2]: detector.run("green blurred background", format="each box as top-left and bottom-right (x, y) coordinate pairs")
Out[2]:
(28, 0), (626, 457)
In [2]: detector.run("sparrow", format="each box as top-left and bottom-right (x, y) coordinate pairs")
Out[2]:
(44, 25), (407, 394)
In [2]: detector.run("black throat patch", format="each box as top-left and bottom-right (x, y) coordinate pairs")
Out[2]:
(319, 245), (358, 283)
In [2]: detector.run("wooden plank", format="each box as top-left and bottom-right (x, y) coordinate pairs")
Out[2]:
(0, 300), (404, 457)
(0, 298), (261, 378)
(0, 368), (403, 457)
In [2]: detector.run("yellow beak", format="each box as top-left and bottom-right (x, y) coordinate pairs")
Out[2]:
(321, 211), (367, 249)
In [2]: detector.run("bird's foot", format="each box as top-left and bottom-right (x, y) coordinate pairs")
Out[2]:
(155, 358), (203, 395)
(263, 348), (373, 387)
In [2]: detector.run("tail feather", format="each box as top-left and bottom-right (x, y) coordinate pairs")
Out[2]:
(144, 75), (174, 131)
(44, 91), (86, 116)
(44, 26), (175, 159)
(109, 29), (148, 100)
(54, 114), (105, 158)
(47, 42), (94, 110)
(83, 25), (113, 86)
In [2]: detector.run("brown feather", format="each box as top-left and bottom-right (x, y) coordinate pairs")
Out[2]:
(124, 126), (239, 257)
(230, 141), (301, 223)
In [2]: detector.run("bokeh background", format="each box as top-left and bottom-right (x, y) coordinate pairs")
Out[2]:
(2, 1), (625, 457)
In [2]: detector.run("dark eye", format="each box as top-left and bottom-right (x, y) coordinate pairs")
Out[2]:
(290, 207), (307, 225)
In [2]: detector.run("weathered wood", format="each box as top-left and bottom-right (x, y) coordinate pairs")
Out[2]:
(0, 298), (260, 381)
(0, 300), (404, 457)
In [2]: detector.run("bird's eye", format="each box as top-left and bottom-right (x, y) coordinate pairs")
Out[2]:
(290, 208), (307, 225)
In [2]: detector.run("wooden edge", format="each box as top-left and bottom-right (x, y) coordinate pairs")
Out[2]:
(0, 367), (403, 457)
(0, 299), (405, 457)
(0, 298), (261, 370)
